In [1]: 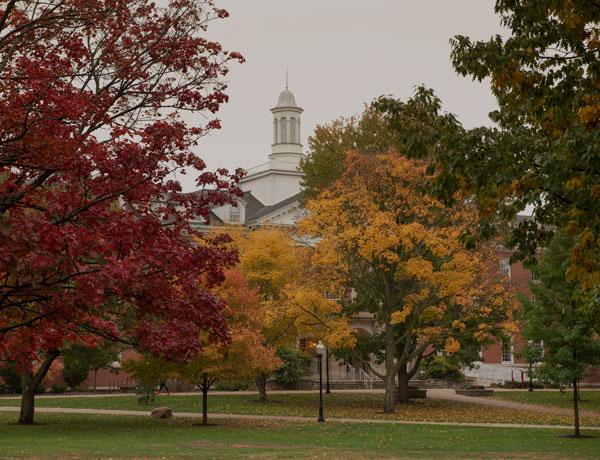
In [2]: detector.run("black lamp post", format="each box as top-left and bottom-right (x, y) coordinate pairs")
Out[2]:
(528, 363), (534, 392)
(316, 340), (326, 422)
(325, 348), (331, 394)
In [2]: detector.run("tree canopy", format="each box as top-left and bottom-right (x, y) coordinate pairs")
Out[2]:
(300, 87), (467, 204)
(0, 0), (244, 369)
(234, 227), (355, 400)
(300, 151), (516, 412)
(521, 230), (600, 436)
(446, 1), (600, 290)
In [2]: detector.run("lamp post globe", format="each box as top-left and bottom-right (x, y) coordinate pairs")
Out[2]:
(316, 341), (325, 357)
(316, 340), (325, 422)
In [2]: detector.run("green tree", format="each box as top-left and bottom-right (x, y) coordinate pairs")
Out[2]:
(123, 355), (176, 405)
(516, 341), (544, 392)
(300, 88), (469, 204)
(273, 348), (312, 389)
(446, 1), (600, 291)
(61, 344), (119, 391)
(299, 107), (399, 199)
(62, 346), (91, 389)
(521, 231), (600, 437)
(86, 345), (119, 392)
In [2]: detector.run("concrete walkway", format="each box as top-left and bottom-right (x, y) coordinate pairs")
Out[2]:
(0, 389), (387, 400)
(0, 405), (598, 431)
(1, 388), (597, 419)
(427, 388), (600, 418)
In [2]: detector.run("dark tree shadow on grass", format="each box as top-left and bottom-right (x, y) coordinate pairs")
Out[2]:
(559, 434), (596, 439)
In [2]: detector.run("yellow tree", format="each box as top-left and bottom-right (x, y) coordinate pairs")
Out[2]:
(236, 228), (355, 401)
(300, 151), (515, 413)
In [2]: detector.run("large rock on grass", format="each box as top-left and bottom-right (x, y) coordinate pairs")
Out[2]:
(151, 406), (173, 419)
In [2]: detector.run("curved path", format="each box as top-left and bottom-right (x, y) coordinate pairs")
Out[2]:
(427, 388), (600, 418)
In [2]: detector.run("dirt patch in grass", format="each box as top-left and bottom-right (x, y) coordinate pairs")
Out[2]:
(179, 440), (311, 450)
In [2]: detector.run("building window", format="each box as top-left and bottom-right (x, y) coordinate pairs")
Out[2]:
(290, 117), (296, 143)
(501, 337), (513, 363)
(531, 271), (539, 282)
(298, 338), (308, 351)
(280, 117), (287, 143)
(229, 206), (240, 223)
(499, 258), (511, 280)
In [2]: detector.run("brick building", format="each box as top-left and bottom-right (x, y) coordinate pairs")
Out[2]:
(470, 245), (600, 386)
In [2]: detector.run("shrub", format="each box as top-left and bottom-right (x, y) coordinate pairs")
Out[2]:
(273, 348), (312, 388)
(462, 384), (485, 390)
(502, 379), (544, 389)
(214, 379), (251, 391)
(0, 365), (22, 394)
(135, 383), (156, 405)
(34, 385), (46, 394)
(51, 385), (67, 394)
(421, 355), (464, 381)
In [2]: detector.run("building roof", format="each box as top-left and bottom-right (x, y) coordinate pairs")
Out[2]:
(208, 210), (224, 226)
(246, 192), (303, 222)
(242, 191), (264, 217)
(274, 89), (298, 109)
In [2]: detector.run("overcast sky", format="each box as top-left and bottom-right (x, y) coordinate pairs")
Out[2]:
(179, 0), (507, 191)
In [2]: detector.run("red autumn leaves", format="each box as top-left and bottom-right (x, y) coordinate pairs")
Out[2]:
(0, 1), (244, 368)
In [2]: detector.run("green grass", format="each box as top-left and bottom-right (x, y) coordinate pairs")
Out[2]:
(0, 392), (597, 426)
(493, 390), (600, 411)
(0, 412), (599, 459)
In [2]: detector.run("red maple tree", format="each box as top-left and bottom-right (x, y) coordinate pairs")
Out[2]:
(0, 0), (244, 423)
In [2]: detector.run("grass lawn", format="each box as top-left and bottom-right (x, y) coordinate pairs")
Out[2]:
(493, 390), (600, 411)
(0, 392), (597, 427)
(0, 412), (599, 459)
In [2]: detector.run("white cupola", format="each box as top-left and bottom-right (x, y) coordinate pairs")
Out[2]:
(270, 86), (304, 162)
(239, 84), (306, 206)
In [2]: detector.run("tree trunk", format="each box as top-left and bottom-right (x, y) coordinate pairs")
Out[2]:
(396, 363), (410, 403)
(19, 373), (36, 425)
(18, 349), (59, 425)
(256, 373), (268, 402)
(383, 310), (396, 414)
(384, 374), (396, 413)
(202, 373), (209, 426)
(573, 379), (580, 437)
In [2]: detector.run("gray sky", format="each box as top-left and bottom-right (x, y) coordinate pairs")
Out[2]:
(180, 0), (506, 191)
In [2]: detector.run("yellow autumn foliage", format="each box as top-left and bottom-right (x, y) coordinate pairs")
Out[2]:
(301, 151), (517, 377)
(444, 337), (461, 354)
(230, 227), (355, 352)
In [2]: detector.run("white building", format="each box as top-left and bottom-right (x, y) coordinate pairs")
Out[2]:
(194, 87), (305, 230)
(193, 86), (379, 386)
(240, 88), (304, 207)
